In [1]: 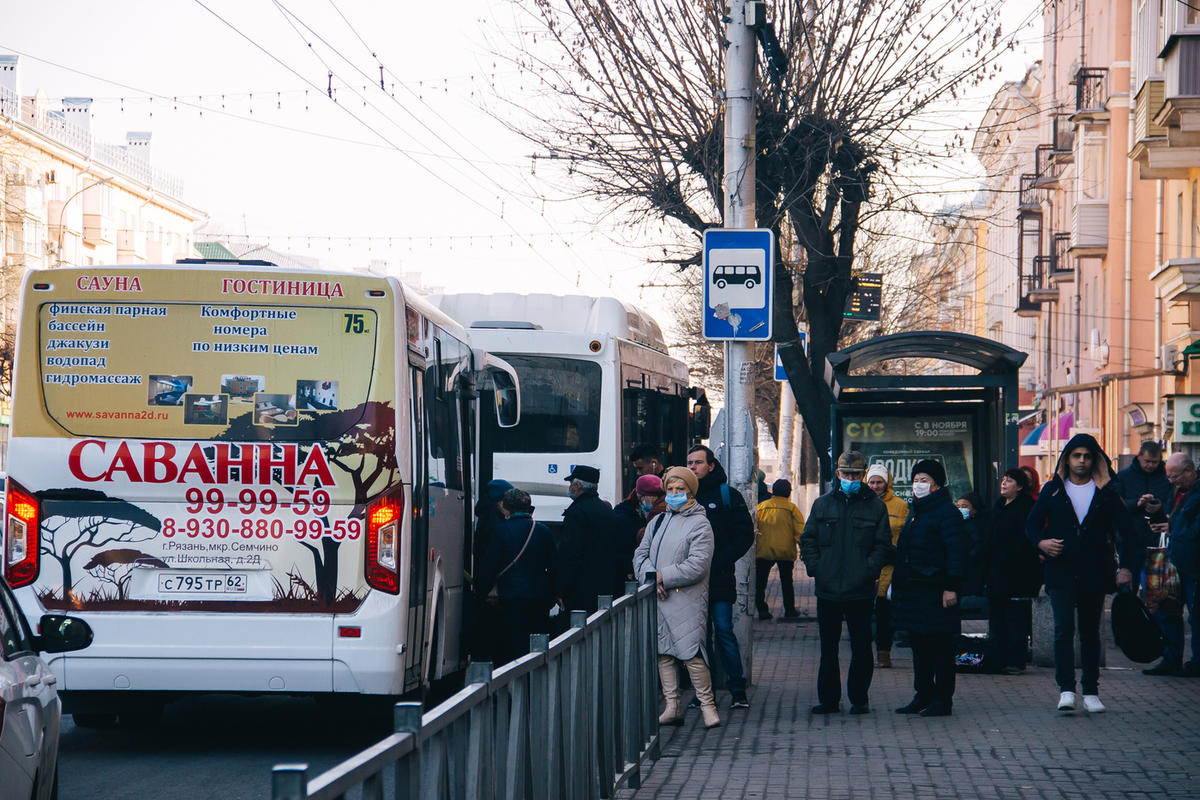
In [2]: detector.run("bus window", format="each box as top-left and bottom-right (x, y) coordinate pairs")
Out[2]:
(491, 355), (601, 453)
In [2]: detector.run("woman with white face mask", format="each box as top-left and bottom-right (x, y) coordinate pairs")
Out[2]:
(633, 466), (719, 728)
(892, 459), (970, 717)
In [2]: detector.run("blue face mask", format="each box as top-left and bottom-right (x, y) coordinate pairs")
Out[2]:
(959, 507), (971, 520)
(664, 493), (688, 510)
(840, 479), (861, 495)
(640, 500), (654, 513)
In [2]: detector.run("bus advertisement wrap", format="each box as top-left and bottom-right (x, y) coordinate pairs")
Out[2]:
(843, 414), (974, 502)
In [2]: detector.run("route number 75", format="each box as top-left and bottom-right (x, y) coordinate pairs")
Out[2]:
(344, 313), (366, 334)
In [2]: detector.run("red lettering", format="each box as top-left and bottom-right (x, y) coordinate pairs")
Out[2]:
(257, 444), (296, 486)
(296, 447), (335, 487)
(215, 443), (255, 484)
(68, 439), (108, 482)
(176, 443), (216, 484)
(104, 441), (142, 481)
(143, 441), (178, 483)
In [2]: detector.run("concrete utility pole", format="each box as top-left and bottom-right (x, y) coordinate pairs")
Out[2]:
(723, 0), (758, 683)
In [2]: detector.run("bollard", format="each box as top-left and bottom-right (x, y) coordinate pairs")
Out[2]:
(271, 764), (308, 800)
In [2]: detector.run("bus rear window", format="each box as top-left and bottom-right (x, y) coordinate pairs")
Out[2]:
(38, 302), (381, 441)
(493, 355), (601, 453)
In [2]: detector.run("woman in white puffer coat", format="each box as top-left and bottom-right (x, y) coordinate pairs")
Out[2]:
(633, 466), (718, 728)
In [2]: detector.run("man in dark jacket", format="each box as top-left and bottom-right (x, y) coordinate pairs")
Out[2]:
(687, 445), (755, 710)
(1146, 452), (1200, 676)
(801, 450), (895, 715)
(1026, 433), (1137, 713)
(554, 465), (620, 617)
(1115, 441), (1169, 590)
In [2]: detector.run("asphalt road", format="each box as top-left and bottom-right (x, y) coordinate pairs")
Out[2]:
(56, 688), (454, 800)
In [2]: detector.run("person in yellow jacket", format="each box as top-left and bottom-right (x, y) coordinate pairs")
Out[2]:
(755, 479), (806, 620)
(866, 464), (909, 667)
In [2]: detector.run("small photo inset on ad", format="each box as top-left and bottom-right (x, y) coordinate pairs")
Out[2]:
(254, 393), (298, 426)
(183, 394), (229, 425)
(297, 379), (339, 411)
(148, 375), (192, 406)
(221, 374), (265, 401)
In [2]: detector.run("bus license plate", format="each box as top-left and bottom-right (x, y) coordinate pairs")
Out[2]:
(158, 573), (248, 594)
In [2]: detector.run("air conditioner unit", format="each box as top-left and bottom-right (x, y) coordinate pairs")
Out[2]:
(1163, 343), (1182, 373)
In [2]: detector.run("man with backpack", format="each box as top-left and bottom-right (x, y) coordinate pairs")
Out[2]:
(686, 445), (755, 710)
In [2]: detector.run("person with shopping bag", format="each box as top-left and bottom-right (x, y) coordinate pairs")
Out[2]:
(1143, 453), (1200, 676)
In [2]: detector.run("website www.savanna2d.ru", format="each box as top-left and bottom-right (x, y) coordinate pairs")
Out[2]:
(64, 409), (170, 421)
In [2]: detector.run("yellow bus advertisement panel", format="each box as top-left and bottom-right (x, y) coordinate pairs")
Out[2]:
(9, 267), (399, 615)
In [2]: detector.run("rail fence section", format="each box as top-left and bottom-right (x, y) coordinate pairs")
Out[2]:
(270, 577), (661, 800)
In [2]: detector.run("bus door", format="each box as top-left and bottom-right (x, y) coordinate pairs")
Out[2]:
(404, 366), (429, 686)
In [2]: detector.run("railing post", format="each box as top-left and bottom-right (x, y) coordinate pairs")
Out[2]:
(595, 596), (614, 799)
(644, 573), (660, 760)
(530, 632), (559, 800)
(465, 662), (494, 800)
(569, 610), (590, 799)
(271, 764), (308, 800)
(394, 702), (424, 799)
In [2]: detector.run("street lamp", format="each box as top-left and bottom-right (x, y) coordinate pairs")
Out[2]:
(55, 176), (112, 267)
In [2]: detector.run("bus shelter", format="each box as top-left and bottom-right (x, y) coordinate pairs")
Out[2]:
(825, 332), (1027, 505)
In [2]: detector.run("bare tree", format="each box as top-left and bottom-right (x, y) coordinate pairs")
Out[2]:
(497, 0), (1014, 480)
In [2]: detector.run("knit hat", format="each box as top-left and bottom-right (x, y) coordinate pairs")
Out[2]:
(486, 479), (514, 503)
(635, 474), (665, 497)
(910, 459), (947, 488)
(837, 451), (868, 472)
(865, 464), (890, 483)
(662, 466), (699, 496)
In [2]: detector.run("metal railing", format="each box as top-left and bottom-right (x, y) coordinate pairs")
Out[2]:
(0, 83), (185, 198)
(270, 578), (661, 800)
(1075, 68), (1108, 115)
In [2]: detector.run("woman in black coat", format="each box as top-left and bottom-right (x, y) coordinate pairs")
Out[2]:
(892, 459), (970, 717)
(476, 488), (556, 665)
(985, 469), (1041, 674)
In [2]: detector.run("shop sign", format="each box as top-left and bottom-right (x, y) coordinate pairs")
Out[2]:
(1174, 395), (1200, 442)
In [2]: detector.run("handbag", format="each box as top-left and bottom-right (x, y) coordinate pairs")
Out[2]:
(488, 521), (537, 601)
(1144, 529), (1183, 613)
(1112, 587), (1167, 663)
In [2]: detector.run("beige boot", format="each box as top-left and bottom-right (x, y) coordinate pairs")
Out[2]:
(657, 656), (684, 725)
(685, 657), (721, 728)
(877, 650), (892, 668)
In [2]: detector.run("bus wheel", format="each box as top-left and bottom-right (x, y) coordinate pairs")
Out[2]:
(71, 712), (117, 729)
(716, 279), (727, 289)
(745, 279), (756, 289)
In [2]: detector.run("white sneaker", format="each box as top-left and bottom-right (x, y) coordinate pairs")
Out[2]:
(1057, 691), (1077, 711)
(1082, 694), (1105, 713)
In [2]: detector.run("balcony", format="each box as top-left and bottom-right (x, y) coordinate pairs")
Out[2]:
(1150, 257), (1200, 303)
(1018, 174), (1041, 212)
(1072, 68), (1109, 120)
(116, 229), (145, 262)
(1015, 295), (1042, 318)
(1070, 201), (1108, 255)
(82, 213), (114, 246)
(1030, 257), (1059, 302)
(1052, 113), (1075, 163)
(1139, 36), (1200, 177)
(1049, 233), (1074, 283)
(1032, 144), (1060, 188)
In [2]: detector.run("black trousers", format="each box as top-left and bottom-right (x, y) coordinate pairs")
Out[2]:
(816, 597), (874, 707)
(874, 596), (893, 651)
(496, 597), (551, 666)
(910, 631), (957, 706)
(755, 559), (796, 614)
(987, 597), (1031, 670)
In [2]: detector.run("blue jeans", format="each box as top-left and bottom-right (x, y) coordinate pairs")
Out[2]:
(709, 601), (746, 693)
(1047, 588), (1105, 695)
(1154, 575), (1200, 667)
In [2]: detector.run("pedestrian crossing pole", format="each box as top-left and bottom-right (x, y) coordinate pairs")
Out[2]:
(723, 0), (758, 684)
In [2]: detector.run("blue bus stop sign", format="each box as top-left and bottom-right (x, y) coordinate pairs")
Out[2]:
(703, 228), (774, 341)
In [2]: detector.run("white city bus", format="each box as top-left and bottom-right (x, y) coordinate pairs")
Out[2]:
(428, 293), (706, 522)
(3, 261), (518, 723)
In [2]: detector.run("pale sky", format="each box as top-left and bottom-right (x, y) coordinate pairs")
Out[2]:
(2, 0), (1041, 340)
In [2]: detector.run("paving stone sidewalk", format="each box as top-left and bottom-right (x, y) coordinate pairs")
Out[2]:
(624, 570), (1200, 800)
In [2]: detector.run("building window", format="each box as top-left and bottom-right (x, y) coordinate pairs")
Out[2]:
(1179, 192), (1185, 259)
(1192, 179), (1198, 257)
(1077, 124), (1108, 202)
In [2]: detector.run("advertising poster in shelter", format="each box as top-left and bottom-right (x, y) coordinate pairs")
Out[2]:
(843, 414), (974, 502)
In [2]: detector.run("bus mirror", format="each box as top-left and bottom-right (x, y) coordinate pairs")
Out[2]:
(492, 370), (520, 428)
(692, 399), (711, 439)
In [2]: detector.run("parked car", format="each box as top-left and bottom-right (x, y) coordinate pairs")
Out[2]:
(0, 576), (93, 800)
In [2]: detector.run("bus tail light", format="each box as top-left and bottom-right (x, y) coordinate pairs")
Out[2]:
(5, 480), (40, 588)
(365, 490), (403, 594)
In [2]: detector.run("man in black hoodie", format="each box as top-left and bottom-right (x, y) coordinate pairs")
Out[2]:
(1026, 433), (1137, 714)
(687, 445), (755, 710)
(1115, 440), (1168, 591)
